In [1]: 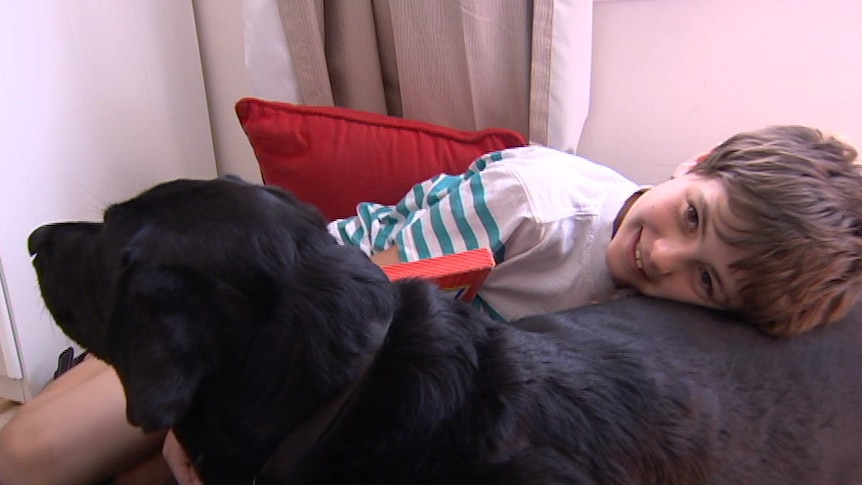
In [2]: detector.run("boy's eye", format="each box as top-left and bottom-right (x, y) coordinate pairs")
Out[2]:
(699, 269), (713, 294)
(686, 204), (700, 229)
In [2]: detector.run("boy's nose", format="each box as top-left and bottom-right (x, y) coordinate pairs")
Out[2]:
(648, 238), (692, 275)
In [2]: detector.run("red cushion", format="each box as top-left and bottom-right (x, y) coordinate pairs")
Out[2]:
(236, 98), (527, 220)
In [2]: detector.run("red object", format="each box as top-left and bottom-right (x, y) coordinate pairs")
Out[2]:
(382, 248), (495, 302)
(236, 98), (527, 220)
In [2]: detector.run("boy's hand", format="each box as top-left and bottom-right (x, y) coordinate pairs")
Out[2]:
(163, 429), (203, 485)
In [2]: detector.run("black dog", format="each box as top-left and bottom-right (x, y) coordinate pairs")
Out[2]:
(29, 177), (862, 484)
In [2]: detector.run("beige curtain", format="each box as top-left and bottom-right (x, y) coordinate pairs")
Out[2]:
(272, 0), (590, 148)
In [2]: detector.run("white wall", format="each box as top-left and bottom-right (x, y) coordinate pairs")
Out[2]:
(0, 1), (217, 400)
(581, 0), (862, 184)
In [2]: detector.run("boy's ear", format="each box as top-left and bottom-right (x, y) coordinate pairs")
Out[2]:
(672, 152), (711, 178)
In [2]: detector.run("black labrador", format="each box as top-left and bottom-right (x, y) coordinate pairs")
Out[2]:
(29, 177), (862, 484)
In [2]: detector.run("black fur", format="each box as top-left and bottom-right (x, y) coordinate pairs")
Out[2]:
(29, 177), (862, 484)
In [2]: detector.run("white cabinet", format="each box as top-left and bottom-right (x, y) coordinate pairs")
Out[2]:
(0, 1), (218, 401)
(0, 272), (23, 391)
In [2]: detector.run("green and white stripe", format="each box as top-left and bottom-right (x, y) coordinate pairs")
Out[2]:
(329, 151), (507, 263)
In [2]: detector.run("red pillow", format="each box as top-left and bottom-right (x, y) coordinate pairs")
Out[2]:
(235, 98), (527, 220)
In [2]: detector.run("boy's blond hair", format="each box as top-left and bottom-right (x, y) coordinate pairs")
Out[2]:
(691, 126), (862, 336)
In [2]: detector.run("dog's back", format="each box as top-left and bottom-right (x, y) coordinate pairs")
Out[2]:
(513, 296), (862, 484)
(270, 284), (862, 484)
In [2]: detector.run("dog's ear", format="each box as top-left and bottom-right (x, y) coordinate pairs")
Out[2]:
(106, 264), (217, 433)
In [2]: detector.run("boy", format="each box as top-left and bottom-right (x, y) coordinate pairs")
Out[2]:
(335, 124), (862, 336)
(0, 125), (860, 485)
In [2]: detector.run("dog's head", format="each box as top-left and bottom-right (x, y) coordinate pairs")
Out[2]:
(29, 177), (396, 434)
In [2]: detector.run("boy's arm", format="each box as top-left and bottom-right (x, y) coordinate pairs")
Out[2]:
(370, 245), (401, 267)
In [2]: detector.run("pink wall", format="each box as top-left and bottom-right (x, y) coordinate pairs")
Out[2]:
(580, 0), (862, 184)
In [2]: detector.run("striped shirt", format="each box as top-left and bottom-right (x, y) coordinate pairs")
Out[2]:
(328, 145), (638, 321)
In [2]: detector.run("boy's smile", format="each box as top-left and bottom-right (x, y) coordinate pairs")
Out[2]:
(607, 173), (745, 310)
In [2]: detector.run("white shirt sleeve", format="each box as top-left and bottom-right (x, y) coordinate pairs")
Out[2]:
(395, 151), (536, 264)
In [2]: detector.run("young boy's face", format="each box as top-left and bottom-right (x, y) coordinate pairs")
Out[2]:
(606, 173), (745, 311)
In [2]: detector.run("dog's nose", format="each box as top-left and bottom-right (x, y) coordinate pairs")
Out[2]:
(28, 225), (54, 256)
(28, 222), (103, 257)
